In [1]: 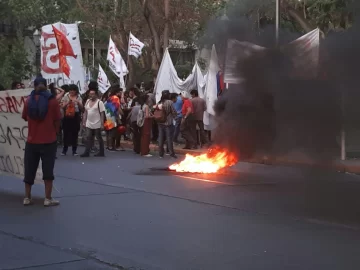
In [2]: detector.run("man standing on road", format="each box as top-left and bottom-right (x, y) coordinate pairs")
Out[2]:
(180, 91), (196, 149)
(158, 91), (177, 159)
(190, 90), (207, 147)
(80, 87), (106, 157)
(170, 93), (183, 143)
(127, 97), (141, 154)
(22, 77), (61, 207)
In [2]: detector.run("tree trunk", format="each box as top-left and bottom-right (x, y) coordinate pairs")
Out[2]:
(139, 0), (162, 67)
(163, 0), (170, 49)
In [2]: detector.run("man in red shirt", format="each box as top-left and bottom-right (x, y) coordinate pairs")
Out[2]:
(22, 77), (61, 207)
(180, 91), (196, 149)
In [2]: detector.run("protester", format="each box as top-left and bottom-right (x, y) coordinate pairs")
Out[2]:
(60, 84), (70, 93)
(61, 84), (83, 156)
(127, 97), (141, 154)
(22, 77), (61, 207)
(180, 91), (196, 149)
(114, 88), (127, 149)
(139, 94), (153, 157)
(190, 89), (208, 147)
(170, 93), (183, 143)
(80, 86), (105, 157)
(157, 92), (177, 158)
(49, 83), (65, 102)
(104, 86), (123, 151)
(48, 83), (66, 158)
(128, 87), (138, 108)
(147, 87), (158, 143)
(11, 81), (22, 90)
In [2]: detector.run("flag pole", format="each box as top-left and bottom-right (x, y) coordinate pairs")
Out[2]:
(124, 0), (132, 89)
(124, 32), (131, 89)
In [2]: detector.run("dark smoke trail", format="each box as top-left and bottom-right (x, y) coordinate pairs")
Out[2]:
(207, 1), (360, 164)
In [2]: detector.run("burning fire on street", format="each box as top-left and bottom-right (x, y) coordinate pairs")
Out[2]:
(169, 147), (238, 174)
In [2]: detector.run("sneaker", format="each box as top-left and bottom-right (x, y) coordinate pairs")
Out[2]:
(107, 148), (116, 152)
(73, 153), (79, 156)
(166, 153), (170, 156)
(159, 155), (164, 159)
(44, 198), (60, 207)
(170, 154), (178, 159)
(142, 154), (153, 157)
(61, 152), (66, 156)
(23, 198), (33, 206)
(116, 147), (125, 152)
(80, 153), (90, 158)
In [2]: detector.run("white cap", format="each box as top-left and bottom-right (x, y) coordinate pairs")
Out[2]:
(181, 91), (190, 99)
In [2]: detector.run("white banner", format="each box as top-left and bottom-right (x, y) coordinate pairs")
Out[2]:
(224, 40), (266, 84)
(128, 32), (145, 58)
(107, 36), (128, 78)
(0, 89), (42, 180)
(284, 28), (320, 79)
(224, 29), (320, 84)
(41, 22), (86, 93)
(97, 64), (111, 94)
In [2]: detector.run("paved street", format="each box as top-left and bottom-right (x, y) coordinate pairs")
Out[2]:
(1, 147), (360, 270)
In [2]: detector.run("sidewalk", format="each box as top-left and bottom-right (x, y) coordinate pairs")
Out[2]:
(79, 137), (360, 175)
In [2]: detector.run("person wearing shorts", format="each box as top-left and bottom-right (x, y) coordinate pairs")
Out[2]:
(22, 77), (61, 207)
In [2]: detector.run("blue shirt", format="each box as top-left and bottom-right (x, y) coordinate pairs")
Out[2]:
(173, 96), (183, 118)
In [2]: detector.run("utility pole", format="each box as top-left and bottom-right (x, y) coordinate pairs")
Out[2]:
(276, 0), (279, 46)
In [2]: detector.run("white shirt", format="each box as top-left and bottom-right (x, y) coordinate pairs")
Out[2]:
(85, 99), (105, 129)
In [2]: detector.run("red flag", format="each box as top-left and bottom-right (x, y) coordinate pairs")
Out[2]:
(59, 55), (71, 78)
(52, 25), (77, 78)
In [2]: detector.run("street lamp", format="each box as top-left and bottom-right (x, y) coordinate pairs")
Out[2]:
(33, 29), (41, 73)
(76, 21), (95, 70)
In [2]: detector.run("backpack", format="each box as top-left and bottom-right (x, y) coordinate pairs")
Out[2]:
(28, 90), (53, 121)
(65, 101), (76, 118)
(153, 104), (166, 123)
(137, 106), (145, 127)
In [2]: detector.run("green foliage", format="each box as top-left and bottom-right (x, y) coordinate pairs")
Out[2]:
(0, 38), (32, 89)
(225, 0), (354, 34)
(174, 62), (194, 79)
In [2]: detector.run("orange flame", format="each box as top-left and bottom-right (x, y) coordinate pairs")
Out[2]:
(169, 147), (238, 174)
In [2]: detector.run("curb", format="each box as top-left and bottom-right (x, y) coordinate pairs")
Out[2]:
(77, 137), (360, 175)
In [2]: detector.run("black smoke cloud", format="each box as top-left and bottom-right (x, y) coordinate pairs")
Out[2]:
(206, 2), (360, 163)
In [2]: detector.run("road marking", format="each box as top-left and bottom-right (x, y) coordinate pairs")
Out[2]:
(175, 175), (234, 186)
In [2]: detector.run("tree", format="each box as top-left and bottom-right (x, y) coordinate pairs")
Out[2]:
(1, 0), (225, 86)
(0, 38), (32, 88)
(226, 0), (355, 35)
(75, 0), (226, 85)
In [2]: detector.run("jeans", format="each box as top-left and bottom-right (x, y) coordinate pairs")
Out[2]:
(158, 124), (175, 157)
(84, 128), (104, 155)
(173, 117), (182, 142)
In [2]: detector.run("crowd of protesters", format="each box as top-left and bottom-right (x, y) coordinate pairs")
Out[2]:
(3, 78), (211, 159)
(2, 77), (211, 206)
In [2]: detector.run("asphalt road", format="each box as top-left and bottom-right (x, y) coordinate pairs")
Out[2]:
(1, 148), (360, 270)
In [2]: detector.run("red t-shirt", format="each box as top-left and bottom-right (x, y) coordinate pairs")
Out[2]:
(22, 96), (61, 144)
(182, 99), (193, 116)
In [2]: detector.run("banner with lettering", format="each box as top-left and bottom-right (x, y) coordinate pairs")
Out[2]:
(41, 22), (86, 93)
(0, 89), (42, 181)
